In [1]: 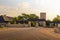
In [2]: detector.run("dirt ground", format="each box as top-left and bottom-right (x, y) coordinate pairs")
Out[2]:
(0, 27), (60, 40)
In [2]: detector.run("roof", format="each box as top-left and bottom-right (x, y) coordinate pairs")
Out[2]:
(16, 19), (28, 24)
(49, 21), (60, 24)
(27, 18), (46, 21)
(17, 18), (46, 23)
(0, 16), (4, 23)
(2, 15), (13, 21)
(0, 15), (13, 23)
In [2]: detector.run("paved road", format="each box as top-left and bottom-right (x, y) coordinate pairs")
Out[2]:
(0, 28), (60, 40)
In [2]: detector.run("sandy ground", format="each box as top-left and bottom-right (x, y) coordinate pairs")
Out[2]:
(0, 27), (60, 40)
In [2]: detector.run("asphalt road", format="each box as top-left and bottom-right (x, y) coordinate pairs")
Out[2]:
(0, 27), (60, 40)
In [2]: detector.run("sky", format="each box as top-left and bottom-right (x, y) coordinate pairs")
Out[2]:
(0, 0), (60, 20)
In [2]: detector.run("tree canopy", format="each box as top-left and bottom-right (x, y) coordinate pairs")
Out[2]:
(17, 13), (39, 20)
(53, 15), (60, 22)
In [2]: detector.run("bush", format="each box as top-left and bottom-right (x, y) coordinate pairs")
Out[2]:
(10, 21), (14, 24)
(31, 21), (36, 27)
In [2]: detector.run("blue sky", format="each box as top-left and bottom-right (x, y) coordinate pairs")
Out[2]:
(0, 0), (60, 20)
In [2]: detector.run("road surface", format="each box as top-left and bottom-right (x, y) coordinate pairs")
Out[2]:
(0, 27), (60, 40)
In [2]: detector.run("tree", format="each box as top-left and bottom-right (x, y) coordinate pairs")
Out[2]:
(22, 13), (30, 19)
(18, 16), (23, 20)
(10, 19), (14, 24)
(17, 13), (39, 26)
(53, 15), (60, 22)
(17, 13), (39, 20)
(29, 14), (39, 19)
(10, 17), (18, 24)
(46, 19), (51, 27)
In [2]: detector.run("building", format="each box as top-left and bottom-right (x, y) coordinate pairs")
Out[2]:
(0, 15), (13, 24)
(16, 12), (46, 27)
(28, 18), (46, 27)
(0, 13), (47, 27)
(40, 12), (46, 20)
(49, 21), (60, 28)
(39, 12), (46, 27)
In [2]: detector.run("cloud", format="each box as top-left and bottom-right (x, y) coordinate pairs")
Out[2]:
(22, 2), (30, 8)
(16, 2), (40, 15)
(35, 0), (40, 4)
(0, 2), (40, 17)
(17, 2), (31, 9)
(0, 5), (19, 17)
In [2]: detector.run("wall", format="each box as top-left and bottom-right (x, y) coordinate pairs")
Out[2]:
(6, 24), (28, 28)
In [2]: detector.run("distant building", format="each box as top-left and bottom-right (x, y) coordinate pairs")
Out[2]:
(0, 15), (13, 24)
(39, 12), (46, 27)
(0, 13), (47, 27)
(40, 12), (46, 20)
(27, 18), (46, 27)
